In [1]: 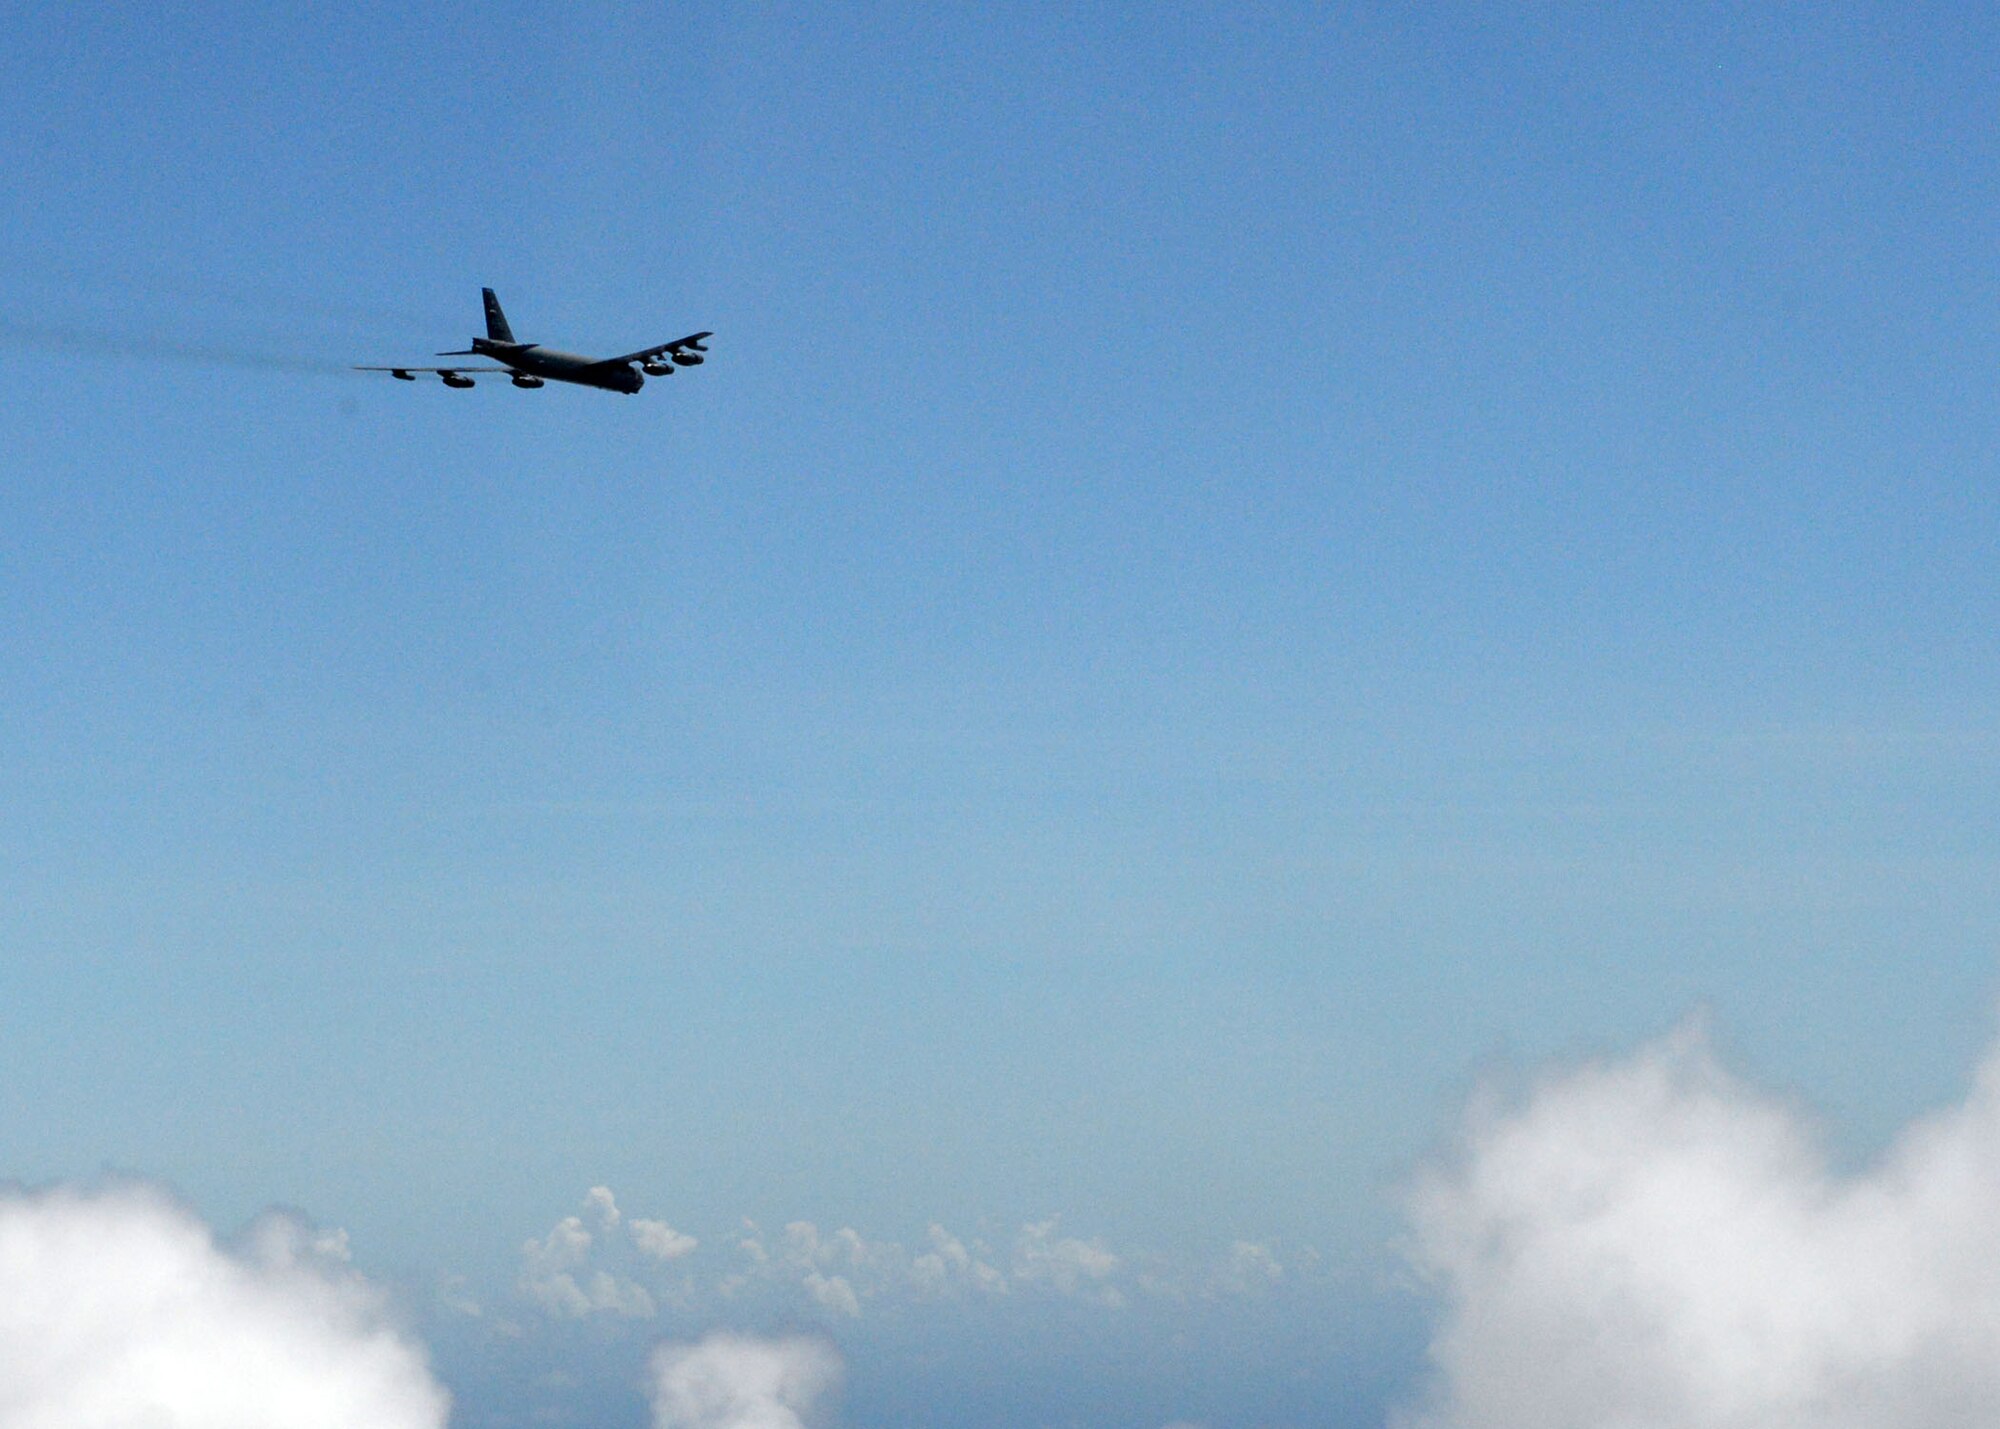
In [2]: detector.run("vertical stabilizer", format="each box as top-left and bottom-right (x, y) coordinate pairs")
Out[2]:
(482, 288), (516, 344)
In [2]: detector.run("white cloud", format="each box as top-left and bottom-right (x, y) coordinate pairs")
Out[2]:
(0, 1182), (448, 1429)
(909, 1224), (1007, 1299)
(583, 1186), (622, 1229)
(720, 1217), (1141, 1313)
(1216, 1240), (1283, 1295)
(647, 1332), (842, 1429)
(633, 1218), (699, 1262)
(751, 1222), (905, 1315)
(525, 1202), (1263, 1320)
(781, 1221), (827, 1264)
(527, 1214), (593, 1271)
(1400, 1020), (2000, 1429)
(803, 1272), (861, 1318)
(776, 1221), (870, 1273)
(1012, 1219), (1124, 1307)
(519, 1203), (655, 1319)
(583, 1268), (658, 1318)
(243, 1211), (353, 1270)
(1136, 1238), (1289, 1302)
(519, 1215), (593, 1316)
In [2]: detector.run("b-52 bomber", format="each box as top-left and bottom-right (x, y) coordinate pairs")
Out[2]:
(356, 289), (710, 394)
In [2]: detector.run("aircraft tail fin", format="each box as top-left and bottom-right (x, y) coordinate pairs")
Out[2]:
(482, 288), (516, 344)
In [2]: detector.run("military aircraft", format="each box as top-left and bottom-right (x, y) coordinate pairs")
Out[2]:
(355, 289), (710, 393)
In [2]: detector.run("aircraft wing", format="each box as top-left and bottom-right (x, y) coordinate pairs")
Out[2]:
(600, 331), (713, 366)
(353, 365), (514, 374)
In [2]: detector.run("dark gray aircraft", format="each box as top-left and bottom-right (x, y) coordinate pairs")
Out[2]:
(356, 289), (710, 393)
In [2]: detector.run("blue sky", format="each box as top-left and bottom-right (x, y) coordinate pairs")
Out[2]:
(4, 4), (2000, 1425)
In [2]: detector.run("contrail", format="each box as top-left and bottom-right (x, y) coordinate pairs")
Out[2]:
(0, 315), (358, 376)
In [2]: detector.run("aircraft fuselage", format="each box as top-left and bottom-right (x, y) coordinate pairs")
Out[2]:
(471, 338), (644, 393)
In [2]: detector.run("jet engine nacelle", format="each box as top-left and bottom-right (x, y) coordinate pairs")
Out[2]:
(641, 359), (675, 375)
(441, 372), (475, 388)
(510, 374), (545, 388)
(671, 351), (703, 366)
(391, 369), (416, 381)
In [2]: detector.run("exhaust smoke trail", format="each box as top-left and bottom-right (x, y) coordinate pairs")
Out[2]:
(0, 315), (357, 376)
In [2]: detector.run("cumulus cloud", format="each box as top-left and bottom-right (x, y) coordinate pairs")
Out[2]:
(726, 1217), (1133, 1314)
(1012, 1218), (1125, 1307)
(647, 1332), (842, 1429)
(1400, 1020), (2000, 1429)
(519, 1204), (656, 1319)
(521, 1197), (1287, 1321)
(633, 1217), (700, 1262)
(1212, 1240), (1284, 1297)
(584, 1185), (623, 1229)
(518, 1187), (706, 1316)
(730, 1221), (904, 1316)
(0, 1181), (448, 1429)
(908, 1223), (1007, 1299)
(802, 1272), (861, 1318)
